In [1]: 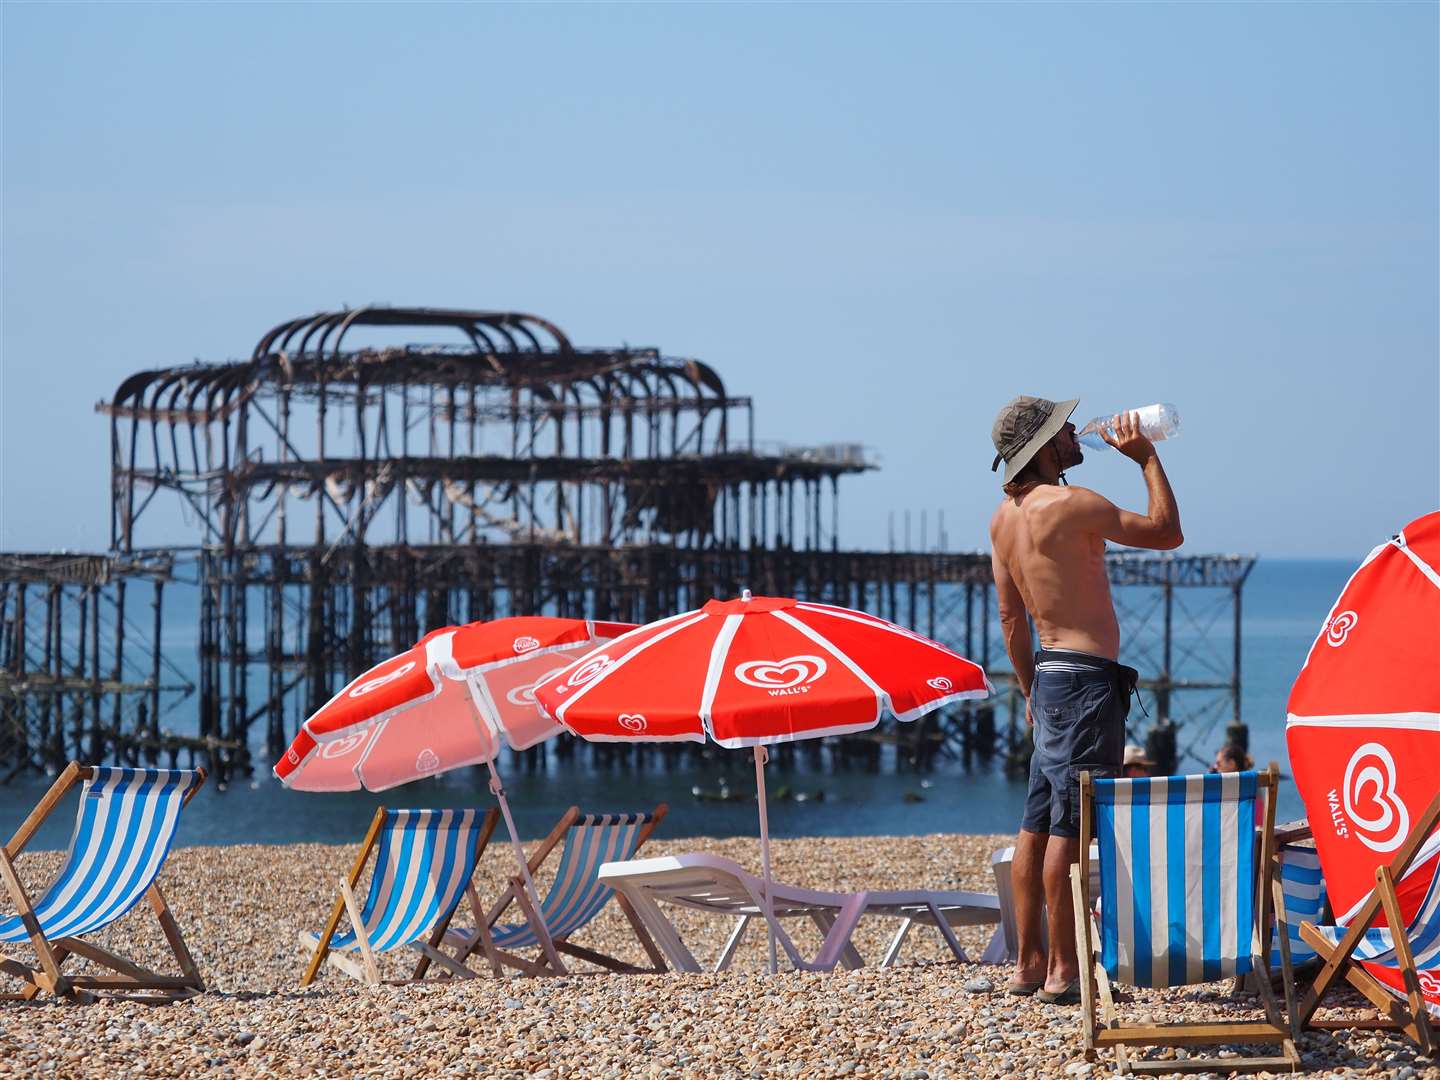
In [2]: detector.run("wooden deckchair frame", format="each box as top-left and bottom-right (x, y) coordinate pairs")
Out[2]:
(0, 761), (208, 1004)
(1072, 765), (1300, 1075)
(298, 805), (500, 986)
(429, 803), (670, 979)
(1295, 790), (1440, 1054)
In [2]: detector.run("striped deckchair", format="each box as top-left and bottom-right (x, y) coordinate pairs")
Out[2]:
(437, 804), (668, 978)
(1072, 767), (1299, 1075)
(1297, 790), (1440, 1054)
(0, 762), (207, 1002)
(299, 807), (499, 985)
(1273, 843), (1326, 970)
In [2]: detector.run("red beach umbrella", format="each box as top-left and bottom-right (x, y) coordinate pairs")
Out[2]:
(275, 616), (636, 791)
(274, 616), (636, 938)
(532, 591), (992, 969)
(1286, 510), (1440, 1007)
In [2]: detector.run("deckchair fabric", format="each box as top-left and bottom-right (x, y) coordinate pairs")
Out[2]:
(331, 809), (486, 954)
(1296, 792), (1440, 1051)
(0, 767), (201, 943)
(490, 813), (647, 950)
(1273, 844), (1325, 968)
(1094, 771), (1259, 987)
(1311, 861), (1440, 980)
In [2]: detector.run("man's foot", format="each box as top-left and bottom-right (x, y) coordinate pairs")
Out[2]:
(1009, 959), (1046, 996)
(1034, 980), (1082, 1005)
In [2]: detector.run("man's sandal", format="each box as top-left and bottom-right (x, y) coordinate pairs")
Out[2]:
(1034, 980), (1082, 1005)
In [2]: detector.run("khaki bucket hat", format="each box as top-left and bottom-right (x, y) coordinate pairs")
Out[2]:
(990, 395), (1080, 484)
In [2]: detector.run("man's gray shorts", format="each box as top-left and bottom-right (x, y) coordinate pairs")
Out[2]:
(1021, 649), (1134, 838)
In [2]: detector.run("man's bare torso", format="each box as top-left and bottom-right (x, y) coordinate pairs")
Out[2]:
(989, 484), (1120, 659)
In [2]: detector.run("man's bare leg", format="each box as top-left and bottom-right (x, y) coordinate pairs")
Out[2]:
(1011, 828), (1049, 987)
(1043, 835), (1081, 991)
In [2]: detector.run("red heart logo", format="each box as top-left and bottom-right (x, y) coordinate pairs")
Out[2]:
(1343, 742), (1409, 853)
(734, 655), (827, 689)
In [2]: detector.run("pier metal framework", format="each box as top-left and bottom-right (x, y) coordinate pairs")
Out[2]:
(0, 553), (202, 780)
(0, 308), (1254, 778)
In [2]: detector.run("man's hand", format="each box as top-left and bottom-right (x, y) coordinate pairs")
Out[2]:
(1099, 410), (1155, 465)
(1025, 697), (1034, 726)
(1067, 408), (1183, 550)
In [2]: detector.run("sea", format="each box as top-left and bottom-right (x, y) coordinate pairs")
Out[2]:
(0, 559), (1352, 850)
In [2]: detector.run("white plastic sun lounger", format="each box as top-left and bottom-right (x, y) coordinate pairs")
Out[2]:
(597, 852), (1000, 973)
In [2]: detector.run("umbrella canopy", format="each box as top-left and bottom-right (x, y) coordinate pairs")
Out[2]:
(533, 592), (992, 970)
(1286, 510), (1440, 1006)
(534, 594), (992, 745)
(273, 616), (637, 964)
(275, 616), (636, 792)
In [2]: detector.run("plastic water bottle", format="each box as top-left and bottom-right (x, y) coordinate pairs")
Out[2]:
(1077, 403), (1181, 451)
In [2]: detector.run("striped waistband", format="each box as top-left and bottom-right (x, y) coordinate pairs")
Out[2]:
(1034, 648), (1120, 674)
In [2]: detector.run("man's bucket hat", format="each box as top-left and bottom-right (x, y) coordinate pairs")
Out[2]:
(990, 395), (1080, 484)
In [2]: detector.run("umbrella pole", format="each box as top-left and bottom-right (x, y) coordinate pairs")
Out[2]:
(754, 744), (778, 974)
(485, 758), (558, 964)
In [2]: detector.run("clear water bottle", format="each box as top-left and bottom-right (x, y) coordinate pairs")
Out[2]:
(1077, 403), (1181, 451)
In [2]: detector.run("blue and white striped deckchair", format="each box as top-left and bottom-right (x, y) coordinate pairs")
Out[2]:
(300, 807), (498, 985)
(1072, 768), (1299, 1075)
(1272, 843), (1325, 970)
(0, 762), (207, 1002)
(446, 805), (669, 977)
(1297, 790), (1440, 1054)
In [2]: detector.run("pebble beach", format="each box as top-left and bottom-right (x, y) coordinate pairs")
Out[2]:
(0, 833), (1432, 1079)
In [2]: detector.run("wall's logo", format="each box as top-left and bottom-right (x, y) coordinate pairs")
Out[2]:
(506, 667), (569, 707)
(1420, 970), (1440, 997)
(348, 660), (417, 698)
(734, 656), (827, 697)
(285, 748), (300, 765)
(320, 732), (368, 759)
(513, 636), (540, 654)
(926, 676), (954, 693)
(1326, 610), (1359, 648)
(618, 713), (648, 733)
(415, 748), (440, 774)
(1344, 742), (1409, 853)
(565, 654), (613, 690)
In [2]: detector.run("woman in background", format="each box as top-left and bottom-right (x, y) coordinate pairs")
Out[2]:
(1213, 743), (1254, 773)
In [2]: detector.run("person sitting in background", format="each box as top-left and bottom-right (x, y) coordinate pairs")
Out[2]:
(1121, 744), (1156, 778)
(1214, 742), (1262, 825)
(1213, 742), (1253, 774)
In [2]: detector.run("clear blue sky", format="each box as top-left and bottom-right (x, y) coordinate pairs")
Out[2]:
(3, 3), (1436, 559)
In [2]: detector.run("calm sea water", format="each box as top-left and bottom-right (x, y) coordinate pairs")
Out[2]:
(1, 558), (1352, 850)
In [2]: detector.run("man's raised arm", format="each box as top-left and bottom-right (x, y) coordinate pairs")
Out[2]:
(1071, 410), (1183, 551)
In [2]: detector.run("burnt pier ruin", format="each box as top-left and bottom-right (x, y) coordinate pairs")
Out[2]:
(0, 308), (1254, 779)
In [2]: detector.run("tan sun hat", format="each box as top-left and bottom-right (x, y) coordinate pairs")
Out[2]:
(1123, 744), (1155, 768)
(990, 395), (1080, 484)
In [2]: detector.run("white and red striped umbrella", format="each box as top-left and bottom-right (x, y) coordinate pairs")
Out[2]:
(533, 593), (991, 746)
(533, 591), (991, 970)
(1287, 510), (1440, 1009)
(274, 616), (636, 792)
(272, 615), (636, 952)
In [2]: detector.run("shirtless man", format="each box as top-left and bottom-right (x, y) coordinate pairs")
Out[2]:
(987, 396), (1182, 1003)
